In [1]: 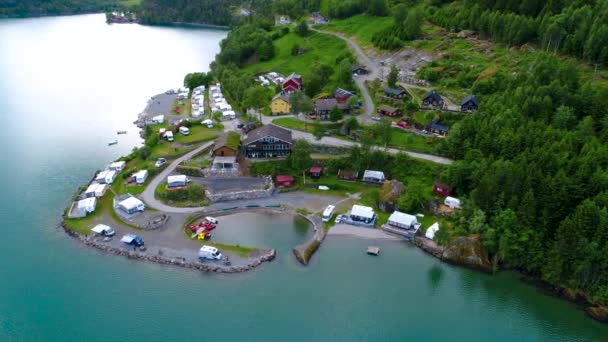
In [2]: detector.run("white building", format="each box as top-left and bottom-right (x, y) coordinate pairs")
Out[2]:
(349, 205), (376, 224)
(362, 170), (385, 184)
(387, 211), (420, 230)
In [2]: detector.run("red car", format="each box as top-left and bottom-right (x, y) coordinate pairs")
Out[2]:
(397, 121), (408, 129)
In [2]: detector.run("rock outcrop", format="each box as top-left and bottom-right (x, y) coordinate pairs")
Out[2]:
(415, 234), (492, 273)
(293, 216), (325, 265)
(586, 306), (608, 323)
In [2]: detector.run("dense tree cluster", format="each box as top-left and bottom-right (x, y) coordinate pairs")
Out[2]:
(216, 24), (275, 65)
(372, 5), (423, 49)
(438, 52), (608, 303)
(327, 0), (390, 19)
(0, 0), (119, 17)
(138, 0), (236, 26)
(431, 0), (608, 65)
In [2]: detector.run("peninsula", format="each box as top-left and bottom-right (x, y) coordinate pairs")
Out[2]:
(61, 0), (608, 324)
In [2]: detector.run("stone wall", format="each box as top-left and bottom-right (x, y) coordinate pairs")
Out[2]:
(309, 144), (351, 155)
(62, 223), (276, 273)
(205, 176), (275, 203)
(292, 215), (325, 265)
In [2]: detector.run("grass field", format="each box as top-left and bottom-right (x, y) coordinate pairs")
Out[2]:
(272, 117), (342, 134)
(243, 32), (352, 93)
(388, 128), (438, 154)
(323, 15), (393, 48)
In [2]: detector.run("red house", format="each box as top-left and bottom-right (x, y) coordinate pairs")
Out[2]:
(334, 88), (353, 103)
(309, 166), (322, 179)
(433, 182), (453, 197)
(282, 73), (302, 93)
(276, 175), (294, 188)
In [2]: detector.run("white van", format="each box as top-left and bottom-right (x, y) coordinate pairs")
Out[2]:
(322, 205), (336, 222)
(199, 245), (223, 260)
(179, 126), (190, 135)
(164, 131), (174, 141)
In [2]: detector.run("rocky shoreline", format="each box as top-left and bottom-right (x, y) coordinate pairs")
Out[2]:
(62, 222), (276, 273)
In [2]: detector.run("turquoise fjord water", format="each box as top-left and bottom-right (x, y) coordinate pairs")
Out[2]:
(0, 14), (607, 342)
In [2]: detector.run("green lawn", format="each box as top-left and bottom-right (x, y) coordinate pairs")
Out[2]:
(388, 128), (439, 154)
(118, 0), (142, 7)
(63, 192), (141, 235)
(272, 117), (341, 134)
(178, 126), (220, 144)
(243, 31), (352, 93)
(154, 182), (209, 208)
(323, 15), (393, 48)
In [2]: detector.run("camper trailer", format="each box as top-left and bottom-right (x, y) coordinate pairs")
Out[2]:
(167, 175), (188, 188)
(164, 131), (174, 142)
(118, 196), (145, 214)
(134, 170), (149, 184)
(179, 126), (190, 135)
(444, 196), (461, 209)
(91, 224), (115, 237)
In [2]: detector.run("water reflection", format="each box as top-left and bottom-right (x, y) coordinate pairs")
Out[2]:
(427, 264), (444, 294)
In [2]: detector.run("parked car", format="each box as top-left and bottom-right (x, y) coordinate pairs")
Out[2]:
(155, 158), (167, 168)
(120, 234), (144, 247)
(372, 115), (382, 121)
(324, 131), (331, 137)
(335, 214), (344, 224)
(397, 121), (408, 129)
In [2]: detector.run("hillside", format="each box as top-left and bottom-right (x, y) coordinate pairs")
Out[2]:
(137, 0), (237, 26)
(0, 0), (126, 18)
(206, 0), (608, 310)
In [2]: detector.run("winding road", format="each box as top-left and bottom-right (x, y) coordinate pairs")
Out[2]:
(311, 28), (379, 122)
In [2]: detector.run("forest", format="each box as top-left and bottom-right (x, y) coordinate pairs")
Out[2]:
(0, 0), (120, 17)
(137, 0), (239, 26)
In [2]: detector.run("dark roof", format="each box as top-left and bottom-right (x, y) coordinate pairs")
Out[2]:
(243, 124), (293, 145)
(315, 97), (349, 111)
(378, 104), (400, 113)
(430, 121), (449, 132)
(273, 92), (290, 102)
(423, 90), (442, 101)
(460, 94), (479, 106)
(384, 87), (405, 95)
(352, 65), (367, 72)
(334, 88), (353, 98)
(338, 169), (358, 179)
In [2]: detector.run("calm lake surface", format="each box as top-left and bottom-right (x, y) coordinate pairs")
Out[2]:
(1, 14), (608, 341)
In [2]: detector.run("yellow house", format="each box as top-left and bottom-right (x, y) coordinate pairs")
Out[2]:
(271, 93), (291, 114)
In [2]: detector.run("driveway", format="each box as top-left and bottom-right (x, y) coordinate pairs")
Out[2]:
(311, 28), (380, 123)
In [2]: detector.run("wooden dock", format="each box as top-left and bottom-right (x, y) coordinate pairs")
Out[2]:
(367, 246), (380, 256)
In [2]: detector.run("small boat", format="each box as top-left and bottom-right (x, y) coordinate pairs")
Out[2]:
(108, 140), (118, 146)
(367, 246), (380, 256)
(117, 130), (127, 135)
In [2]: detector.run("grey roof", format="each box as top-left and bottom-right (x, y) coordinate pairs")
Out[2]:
(334, 88), (353, 98)
(243, 124), (293, 145)
(460, 94), (479, 106)
(273, 92), (290, 102)
(315, 98), (349, 111)
(352, 65), (367, 72)
(378, 104), (399, 113)
(384, 87), (405, 95)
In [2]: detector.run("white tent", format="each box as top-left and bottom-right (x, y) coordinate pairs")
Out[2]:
(118, 196), (145, 214)
(426, 222), (440, 240)
(91, 224), (112, 235)
(388, 211), (418, 229)
(109, 161), (126, 172)
(77, 197), (97, 215)
(350, 205), (375, 220)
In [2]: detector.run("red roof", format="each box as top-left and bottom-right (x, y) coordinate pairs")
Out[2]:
(310, 167), (322, 173)
(276, 175), (294, 182)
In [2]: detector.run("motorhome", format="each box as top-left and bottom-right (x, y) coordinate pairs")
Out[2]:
(322, 205), (336, 222)
(198, 245), (222, 260)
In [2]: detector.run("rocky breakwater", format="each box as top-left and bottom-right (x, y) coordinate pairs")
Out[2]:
(293, 216), (325, 265)
(415, 234), (492, 273)
(62, 224), (276, 273)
